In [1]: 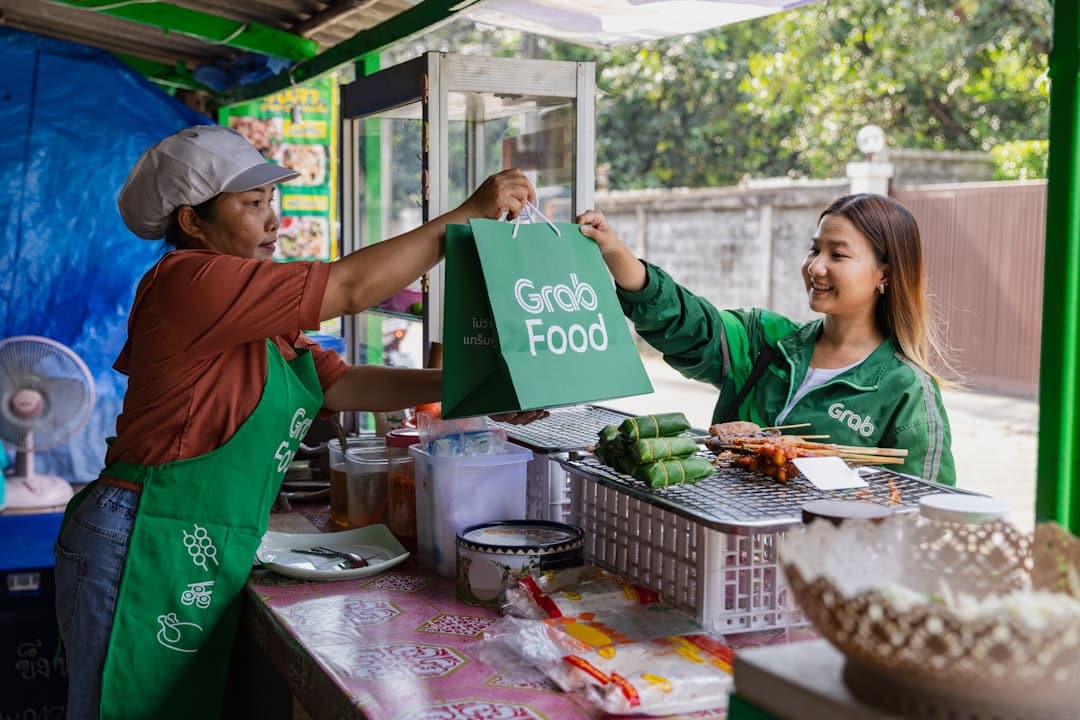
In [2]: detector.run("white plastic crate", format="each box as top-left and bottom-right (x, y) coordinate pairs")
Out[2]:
(524, 451), (574, 523)
(565, 472), (805, 633)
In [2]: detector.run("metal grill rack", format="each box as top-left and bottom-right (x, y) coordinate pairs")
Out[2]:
(558, 455), (980, 534)
(491, 405), (633, 453)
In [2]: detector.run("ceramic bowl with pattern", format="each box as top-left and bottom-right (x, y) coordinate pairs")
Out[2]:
(456, 520), (584, 607)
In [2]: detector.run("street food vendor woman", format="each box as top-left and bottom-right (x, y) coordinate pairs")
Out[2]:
(53, 125), (539, 719)
(577, 194), (955, 486)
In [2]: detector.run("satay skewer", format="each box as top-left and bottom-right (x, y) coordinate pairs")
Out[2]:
(759, 422), (812, 431)
(841, 455), (907, 465)
(719, 436), (909, 458)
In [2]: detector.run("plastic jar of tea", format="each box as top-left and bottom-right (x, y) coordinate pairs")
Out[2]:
(328, 436), (382, 529)
(344, 445), (392, 528)
(385, 428), (421, 551)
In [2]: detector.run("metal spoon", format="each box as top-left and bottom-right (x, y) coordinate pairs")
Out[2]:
(290, 546), (370, 569)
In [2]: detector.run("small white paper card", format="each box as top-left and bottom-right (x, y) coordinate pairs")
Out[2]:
(792, 456), (868, 490)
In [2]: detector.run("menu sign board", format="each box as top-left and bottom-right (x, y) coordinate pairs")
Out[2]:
(220, 75), (339, 335)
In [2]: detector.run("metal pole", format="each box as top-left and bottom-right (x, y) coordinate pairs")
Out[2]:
(1037, 0), (1079, 532)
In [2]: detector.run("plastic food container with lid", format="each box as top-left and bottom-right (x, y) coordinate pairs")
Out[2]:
(327, 435), (382, 529)
(410, 442), (532, 578)
(385, 428), (421, 552)
(918, 493), (1010, 524)
(344, 445), (394, 528)
(455, 520), (585, 606)
(801, 499), (894, 526)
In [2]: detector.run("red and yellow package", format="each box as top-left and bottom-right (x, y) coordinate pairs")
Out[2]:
(551, 634), (735, 716)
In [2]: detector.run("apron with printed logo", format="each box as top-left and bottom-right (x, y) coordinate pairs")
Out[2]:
(93, 341), (322, 719)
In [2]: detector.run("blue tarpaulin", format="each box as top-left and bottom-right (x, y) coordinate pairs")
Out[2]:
(0, 27), (208, 483)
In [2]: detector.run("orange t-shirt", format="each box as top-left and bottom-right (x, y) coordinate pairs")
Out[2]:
(106, 250), (348, 467)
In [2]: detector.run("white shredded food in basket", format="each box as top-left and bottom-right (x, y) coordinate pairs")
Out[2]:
(876, 582), (1080, 629)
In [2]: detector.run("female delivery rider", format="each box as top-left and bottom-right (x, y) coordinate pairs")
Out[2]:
(577, 194), (955, 485)
(54, 125), (539, 719)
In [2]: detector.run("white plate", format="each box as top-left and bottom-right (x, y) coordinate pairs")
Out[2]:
(256, 524), (409, 581)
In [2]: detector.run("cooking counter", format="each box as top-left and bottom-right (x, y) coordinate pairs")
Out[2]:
(239, 506), (802, 720)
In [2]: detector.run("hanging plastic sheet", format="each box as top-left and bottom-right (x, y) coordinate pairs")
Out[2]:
(0, 27), (208, 484)
(463, 0), (817, 47)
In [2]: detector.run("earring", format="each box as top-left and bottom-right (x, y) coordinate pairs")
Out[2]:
(878, 283), (887, 295)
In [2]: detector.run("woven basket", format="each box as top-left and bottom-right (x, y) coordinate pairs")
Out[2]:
(781, 517), (1080, 719)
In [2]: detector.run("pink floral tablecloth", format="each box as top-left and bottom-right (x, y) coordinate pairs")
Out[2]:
(246, 509), (810, 719)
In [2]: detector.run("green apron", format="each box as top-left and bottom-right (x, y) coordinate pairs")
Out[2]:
(95, 341), (323, 719)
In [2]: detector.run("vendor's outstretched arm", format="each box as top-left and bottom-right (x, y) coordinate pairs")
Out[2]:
(323, 366), (441, 412)
(320, 169), (535, 321)
(322, 366), (548, 425)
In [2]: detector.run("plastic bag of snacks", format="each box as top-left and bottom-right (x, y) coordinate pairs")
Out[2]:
(479, 607), (707, 678)
(505, 566), (660, 619)
(415, 414), (509, 456)
(550, 633), (735, 716)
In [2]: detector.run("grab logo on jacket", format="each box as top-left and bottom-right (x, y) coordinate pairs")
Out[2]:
(828, 402), (875, 437)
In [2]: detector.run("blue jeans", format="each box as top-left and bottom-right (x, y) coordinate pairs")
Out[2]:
(54, 482), (138, 720)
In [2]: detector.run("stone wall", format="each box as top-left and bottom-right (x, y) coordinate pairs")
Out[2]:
(882, 149), (995, 187)
(580, 148), (994, 330)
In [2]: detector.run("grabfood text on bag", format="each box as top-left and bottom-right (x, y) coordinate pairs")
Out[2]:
(515, 274), (608, 357)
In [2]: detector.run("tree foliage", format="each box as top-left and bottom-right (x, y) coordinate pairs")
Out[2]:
(737, 0), (1051, 181)
(385, 0), (1050, 189)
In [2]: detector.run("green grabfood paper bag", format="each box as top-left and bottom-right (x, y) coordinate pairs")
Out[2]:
(442, 219), (653, 419)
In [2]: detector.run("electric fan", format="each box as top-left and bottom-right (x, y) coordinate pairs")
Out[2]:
(0, 336), (95, 512)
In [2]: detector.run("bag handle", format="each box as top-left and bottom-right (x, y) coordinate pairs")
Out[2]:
(720, 343), (777, 422)
(512, 200), (561, 238)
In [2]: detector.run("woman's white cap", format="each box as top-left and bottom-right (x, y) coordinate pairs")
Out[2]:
(117, 125), (299, 239)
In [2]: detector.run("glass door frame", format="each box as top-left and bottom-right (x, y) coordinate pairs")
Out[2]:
(339, 51), (597, 366)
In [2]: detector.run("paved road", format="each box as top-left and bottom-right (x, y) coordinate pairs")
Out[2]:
(606, 354), (1039, 531)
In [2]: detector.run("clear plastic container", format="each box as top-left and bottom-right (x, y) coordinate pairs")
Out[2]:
(328, 436), (382, 529)
(386, 428), (421, 552)
(409, 442), (532, 578)
(344, 446), (395, 528)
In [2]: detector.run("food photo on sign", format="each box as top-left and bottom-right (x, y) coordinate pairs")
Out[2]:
(273, 143), (326, 186)
(227, 115), (283, 158)
(275, 216), (330, 260)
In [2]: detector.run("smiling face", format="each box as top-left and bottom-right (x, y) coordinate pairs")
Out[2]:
(801, 213), (888, 319)
(179, 184), (280, 260)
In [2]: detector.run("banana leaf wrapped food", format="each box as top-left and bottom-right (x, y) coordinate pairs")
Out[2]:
(634, 457), (715, 488)
(619, 413), (691, 441)
(598, 424), (621, 444)
(593, 445), (614, 466)
(630, 436), (701, 465)
(614, 454), (640, 476)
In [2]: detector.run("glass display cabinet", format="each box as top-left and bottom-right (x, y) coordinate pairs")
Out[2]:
(338, 52), (597, 391)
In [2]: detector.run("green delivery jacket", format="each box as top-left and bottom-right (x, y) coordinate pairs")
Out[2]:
(617, 262), (955, 486)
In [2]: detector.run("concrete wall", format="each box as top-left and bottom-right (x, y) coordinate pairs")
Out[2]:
(582, 149), (994, 330)
(592, 180), (850, 324)
(883, 149), (995, 187)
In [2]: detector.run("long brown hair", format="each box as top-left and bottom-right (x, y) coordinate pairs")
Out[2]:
(819, 194), (958, 386)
